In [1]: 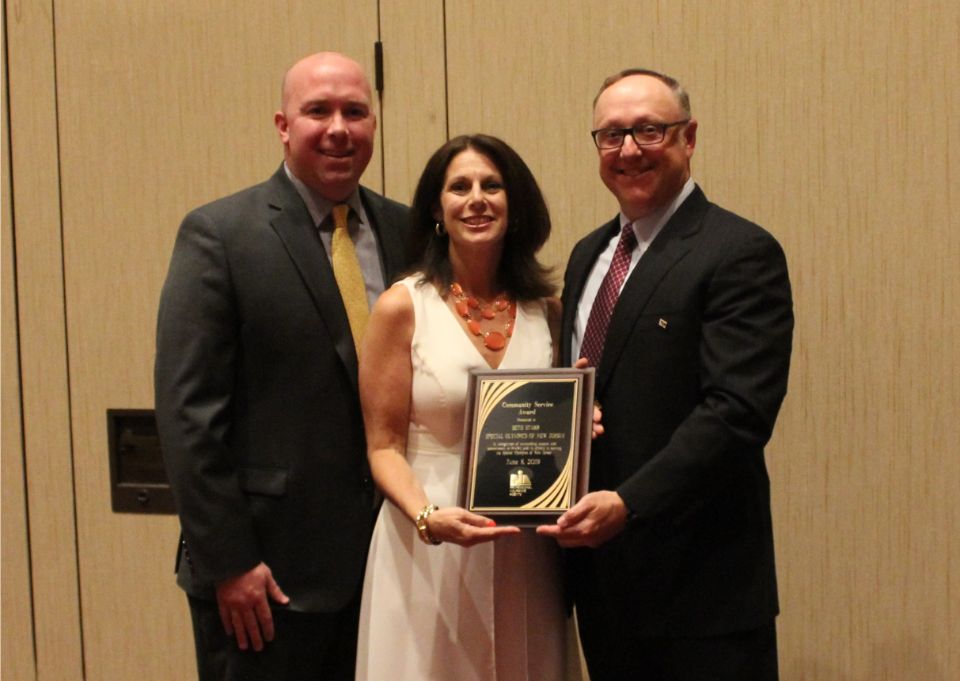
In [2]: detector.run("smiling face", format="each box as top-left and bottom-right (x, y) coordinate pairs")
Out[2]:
(436, 148), (509, 254)
(274, 52), (376, 201)
(593, 74), (697, 220)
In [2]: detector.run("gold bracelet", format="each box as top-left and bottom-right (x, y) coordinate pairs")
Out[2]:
(415, 504), (442, 545)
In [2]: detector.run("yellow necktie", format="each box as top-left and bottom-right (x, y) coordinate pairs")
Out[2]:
(330, 204), (369, 353)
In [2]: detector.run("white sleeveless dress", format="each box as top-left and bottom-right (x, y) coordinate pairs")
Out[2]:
(355, 276), (566, 681)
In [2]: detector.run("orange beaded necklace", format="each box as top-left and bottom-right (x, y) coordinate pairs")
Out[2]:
(449, 282), (517, 351)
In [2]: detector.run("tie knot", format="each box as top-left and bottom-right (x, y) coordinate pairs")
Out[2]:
(620, 223), (638, 250)
(332, 204), (350, 232)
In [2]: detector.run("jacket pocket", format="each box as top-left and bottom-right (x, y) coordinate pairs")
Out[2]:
(238, 467), (288, 497)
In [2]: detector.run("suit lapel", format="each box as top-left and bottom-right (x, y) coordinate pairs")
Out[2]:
(561, 218), (620, 366)
(266, 168), (360, 391)
(595, 187), (711, 393)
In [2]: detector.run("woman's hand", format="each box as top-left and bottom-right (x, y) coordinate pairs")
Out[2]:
(425, 507), (520, 547)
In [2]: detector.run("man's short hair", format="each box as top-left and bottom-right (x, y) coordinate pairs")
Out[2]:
(593, 68), (691, 116)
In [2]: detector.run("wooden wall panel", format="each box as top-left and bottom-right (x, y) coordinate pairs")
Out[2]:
(4, 0), (84, 678)
(2, 27), (38, 681)
(445, 1), (959, 679)
(51, 2), (380, 678)
(379, 0), (448, 204)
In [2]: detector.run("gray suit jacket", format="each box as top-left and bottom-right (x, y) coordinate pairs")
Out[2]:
(155, 165), (410, 612)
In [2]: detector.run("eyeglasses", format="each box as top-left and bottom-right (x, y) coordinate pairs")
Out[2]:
(591, 120), (690, 149)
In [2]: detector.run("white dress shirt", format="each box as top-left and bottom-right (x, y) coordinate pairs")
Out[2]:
(571, 178), (696, 362)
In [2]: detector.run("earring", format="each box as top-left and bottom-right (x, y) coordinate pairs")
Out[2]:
(434, 221), (446, 237)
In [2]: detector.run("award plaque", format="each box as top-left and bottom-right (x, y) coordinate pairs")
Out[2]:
(458, 368), (594, 525)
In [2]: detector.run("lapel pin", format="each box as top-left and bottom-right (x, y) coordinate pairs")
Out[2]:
(658, 318), (668, 329)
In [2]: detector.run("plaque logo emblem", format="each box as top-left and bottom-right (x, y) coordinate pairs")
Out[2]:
(509, 467), (533, 497)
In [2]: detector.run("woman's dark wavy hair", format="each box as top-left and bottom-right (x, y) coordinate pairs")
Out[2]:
(407, 134), (554, 301)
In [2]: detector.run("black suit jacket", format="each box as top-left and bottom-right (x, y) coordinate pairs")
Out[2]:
(155, 165), (410, 613)
(561, 185), (793, 636)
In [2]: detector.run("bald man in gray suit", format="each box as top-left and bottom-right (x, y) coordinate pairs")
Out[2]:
(155, 52), (410, 681)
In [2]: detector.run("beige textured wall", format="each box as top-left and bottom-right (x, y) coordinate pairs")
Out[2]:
(2, 21), (37, 681)
(4, 1), (83, 679)
(3, 1), (957, 680)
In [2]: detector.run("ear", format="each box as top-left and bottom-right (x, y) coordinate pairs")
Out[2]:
(683, 118), (698, 156)
(274, 111), (289, 144)
(432, 204), (443, 224)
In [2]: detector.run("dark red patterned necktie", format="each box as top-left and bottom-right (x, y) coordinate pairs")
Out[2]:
(579, 224), (637, 367)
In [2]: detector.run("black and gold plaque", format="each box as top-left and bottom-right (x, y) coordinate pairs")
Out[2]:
(459, 368), (594, 525)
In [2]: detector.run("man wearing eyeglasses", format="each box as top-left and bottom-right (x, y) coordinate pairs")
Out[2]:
(539, 70), (794, 681)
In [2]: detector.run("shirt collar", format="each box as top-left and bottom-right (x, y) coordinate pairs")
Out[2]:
(283, 163), (364, 228)
(620, 177), (696, 245)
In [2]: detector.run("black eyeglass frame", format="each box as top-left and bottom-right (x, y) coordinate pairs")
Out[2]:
(590, 120), (690, 149)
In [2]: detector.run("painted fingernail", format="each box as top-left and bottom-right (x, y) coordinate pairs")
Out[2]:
(487, 520), (496, 527)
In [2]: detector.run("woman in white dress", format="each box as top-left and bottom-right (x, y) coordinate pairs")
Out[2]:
(355, 135), (568, 681)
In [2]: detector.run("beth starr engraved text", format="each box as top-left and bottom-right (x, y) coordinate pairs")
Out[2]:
(485, 400), (566, 477)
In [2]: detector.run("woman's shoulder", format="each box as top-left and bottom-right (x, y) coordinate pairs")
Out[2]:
(518, 294), (560, 318)
(543, 296), (561, 344)
(543, 295), (561, 324)
(394, 273), (448, 302)
(365, 282), (415, 355)
(373, 279), (415, 321)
